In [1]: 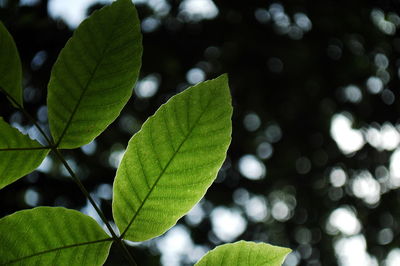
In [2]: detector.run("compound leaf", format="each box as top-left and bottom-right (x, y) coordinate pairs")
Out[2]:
(195, 241), (292, 266)
(47, 0), (142, 149)
(113, 75), (232, 241)
(0, 207), (112, 265)
(0, 118), (49, 189)
(0, 21), (23, 107)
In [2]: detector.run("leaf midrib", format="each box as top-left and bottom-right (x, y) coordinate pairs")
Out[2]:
(3, 238), (112, 265)
(55, 59), (103, 147)
(121, 93), (213, 238)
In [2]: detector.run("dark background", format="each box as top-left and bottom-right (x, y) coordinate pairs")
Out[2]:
(1, 0), (400, 265)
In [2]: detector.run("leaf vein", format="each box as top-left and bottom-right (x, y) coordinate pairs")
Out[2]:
(3, 238), (112, 265)
(134, 143), (150, 190)
(149, 119), (163, 170)
(162, 108), (176, 152)
(0, 147), (49, 151)
(123, 160), (142, 202)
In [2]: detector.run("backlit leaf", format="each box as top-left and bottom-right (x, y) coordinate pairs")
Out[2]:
(47, 0), (142, 149)
(113, 75), (232, 241)
(195, 241), (292, 266)
(0, 21), (23, 107)
(0, 207), (112, 265)
(0, 118), (49, 189)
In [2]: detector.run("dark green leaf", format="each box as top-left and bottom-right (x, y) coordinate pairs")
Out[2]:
(47, 0), (142, 149)
(0, 207), (112, 265)
(0, 21), (23, 107)
(113, 75), (232, 241)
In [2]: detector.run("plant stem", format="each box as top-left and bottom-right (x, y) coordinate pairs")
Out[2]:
(1, 87), (137, 266)
(52, 149), (137, 266)
(0, 87), (54, 146)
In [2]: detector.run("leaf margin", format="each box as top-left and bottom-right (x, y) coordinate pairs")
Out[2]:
(0, 21), (23, 107)
(195, 240), (292, 266)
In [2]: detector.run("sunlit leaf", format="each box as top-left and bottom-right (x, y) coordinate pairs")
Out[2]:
(0, 207), (112, 265)
(113, 75), (232, 241)
(47, 0), (142, 149)
(195, 240), (292, 266)
(0, 21), (23, 107)
(0, 118), (49, 189)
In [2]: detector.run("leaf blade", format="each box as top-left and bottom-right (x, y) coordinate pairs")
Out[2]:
(0, 21), (23, 107)
(113, 75), (232, 241)
(0, 118), (49, 189)
(195, 241), (292, 266)
(0, 207), (112, 265)
(47, 0), (142, 149)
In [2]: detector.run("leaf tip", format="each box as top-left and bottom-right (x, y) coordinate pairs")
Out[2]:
(212, 73), (229, 87)
(281, 246), (293, 258)
(281, 250), (292, 265)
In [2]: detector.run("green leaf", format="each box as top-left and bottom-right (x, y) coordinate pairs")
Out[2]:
(0, 118), (49, 189)
(195, 241), (292, 266)
(0, 21), (23, 107)
(0, 207), (112, 265)
(113, 75), (232, 241)
(47, 0), (142, 149)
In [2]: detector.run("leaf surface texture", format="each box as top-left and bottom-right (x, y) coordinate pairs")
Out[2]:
(0, 22), (22, 107)
(195, 240), (292, 266)
(47, 0), (142, 148)
(113, 75), (232, 241)
(0, 207), (112, 265)
(0, 118), (49, 189)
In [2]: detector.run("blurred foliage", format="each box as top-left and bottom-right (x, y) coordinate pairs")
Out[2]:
(1, 0), (400, 265)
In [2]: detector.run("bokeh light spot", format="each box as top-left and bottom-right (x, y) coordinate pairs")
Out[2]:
(210, 207), (247, 242)
(243, 112), (261, 132)
(329, 167), (347, 187)
(351, 170), (381, 205)
(366, 76), (383, 94)
(257, 142), (273, 159)
(238, 154), (266, 180)
(186, 68), (205, 84)
(330, 113), (364, 154)
(334, 235), (378, 266)
(179, 0), (219, 22)
(327, 207), (361, 235)
(81, 140), (97, 155)
(271, 201), (290, 221)
(24, 188), (40, 206)
(135, 74), (160, 98)
(386, 249), (400, 266)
